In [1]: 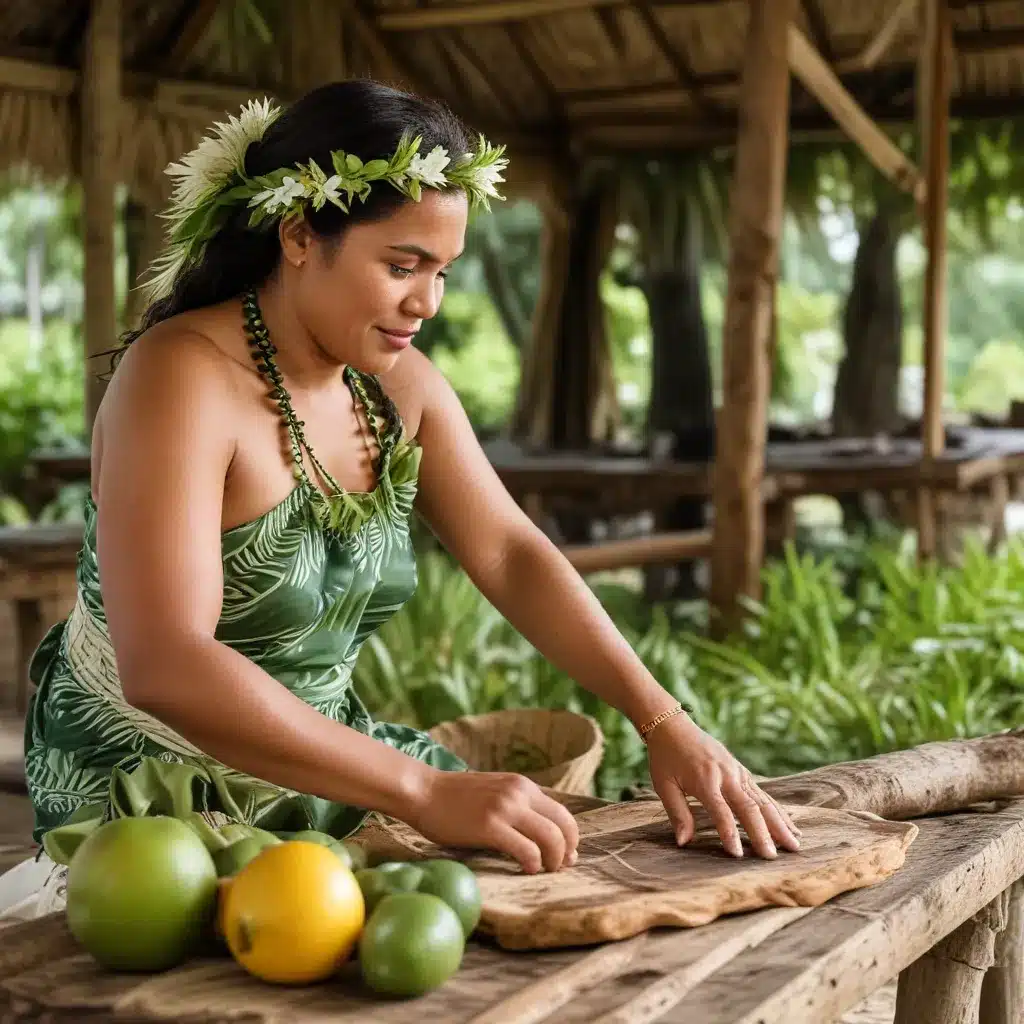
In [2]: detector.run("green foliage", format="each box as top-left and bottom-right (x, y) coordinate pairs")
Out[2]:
(353, 536), (1024, 799)
(0, 318), (85, 520)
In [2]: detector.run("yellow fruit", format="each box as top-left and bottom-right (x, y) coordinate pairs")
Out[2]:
(221, 841), (365, 984)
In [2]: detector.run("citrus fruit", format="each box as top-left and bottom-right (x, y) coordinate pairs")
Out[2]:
(376, 861), (424, 891)
(417, 860), (482, 937)
(354, 868), (397, 916)
(289, 829), (335, 846)
(359, 892), (465, 998)
(343, 841), (368, 871)
(214, 836), (272, 878)
(222, 840), (365, 984)
(66, 816), (218, 972)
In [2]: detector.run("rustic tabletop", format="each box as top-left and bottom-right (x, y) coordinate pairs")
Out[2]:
(0, 799), (1021, 1023)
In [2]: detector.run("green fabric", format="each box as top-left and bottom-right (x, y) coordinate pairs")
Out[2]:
(40, 756), (374, 866)
(24, 368), (465, 848)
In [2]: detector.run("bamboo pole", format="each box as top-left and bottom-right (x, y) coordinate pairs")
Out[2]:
(82, 0), (121, 433)
(917, 0), (952, 561)
(708, 0), (796, 632)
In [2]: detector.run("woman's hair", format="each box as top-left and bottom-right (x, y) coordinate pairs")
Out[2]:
(120, 79), (472, 353)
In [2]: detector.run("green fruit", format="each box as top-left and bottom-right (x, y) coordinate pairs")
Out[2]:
(343, 842), (368, 871)
(66, 816), (218, 972)
(355, 868), (396, 916)
(289, 830), (336, 847)
(359, 893), (465, 998)
(213, 837), (269, 878)
(417, 860), (482, 937)
(376, 861), (424, 892)
(328, 841), (354, 869)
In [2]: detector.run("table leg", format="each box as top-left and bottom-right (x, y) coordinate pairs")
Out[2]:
(987, 474), (1010, 555)
(13, 598), (44, 714)
(895, 889), (1010, 1024)
(979, 880), (1024, 1024)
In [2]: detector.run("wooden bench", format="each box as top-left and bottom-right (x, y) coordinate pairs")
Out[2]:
(0, 525), (83, 713)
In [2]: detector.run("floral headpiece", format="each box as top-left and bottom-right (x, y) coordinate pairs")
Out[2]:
(143, 98), (508, 302)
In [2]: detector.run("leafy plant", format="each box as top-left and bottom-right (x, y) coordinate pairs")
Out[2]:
(353, 535), (1024, 800)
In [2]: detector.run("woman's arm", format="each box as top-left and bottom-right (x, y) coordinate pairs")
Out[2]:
(94, 333), (577, 872)
(413, 352), (799, 860)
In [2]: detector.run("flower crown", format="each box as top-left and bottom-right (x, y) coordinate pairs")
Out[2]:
(143, 98), (509, 302)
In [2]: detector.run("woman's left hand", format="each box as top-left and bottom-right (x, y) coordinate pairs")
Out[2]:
(645, 713), (802, 859)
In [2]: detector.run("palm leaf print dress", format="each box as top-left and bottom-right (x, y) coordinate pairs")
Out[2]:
(22, 298), (464, 851)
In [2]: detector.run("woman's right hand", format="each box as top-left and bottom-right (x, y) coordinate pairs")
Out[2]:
(405, 769), (580, 873)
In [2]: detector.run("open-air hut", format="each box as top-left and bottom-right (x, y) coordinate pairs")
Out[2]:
(0, 0), (1022, 627)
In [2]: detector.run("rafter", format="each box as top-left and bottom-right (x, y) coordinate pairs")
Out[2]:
(447, 30), (523, 123)
(857, 0), (919, 69)
(161, 0), (223, 70)
(632, 0), (714, 111)
(799, 0), (834, 63)
(506, 24), (563, 117)
(376, 0), (622, 30)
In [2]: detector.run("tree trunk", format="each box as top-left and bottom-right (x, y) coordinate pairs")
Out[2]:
(832, 210), (904, 530)
(642, 244), (714, 598)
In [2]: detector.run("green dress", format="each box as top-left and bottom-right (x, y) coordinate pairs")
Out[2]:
(23, 310), (464, 848)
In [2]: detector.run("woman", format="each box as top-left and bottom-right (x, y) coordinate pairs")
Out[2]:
(14, 80), (797, 909)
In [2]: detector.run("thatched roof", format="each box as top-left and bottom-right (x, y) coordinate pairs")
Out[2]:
(1, 0), (1021, 200)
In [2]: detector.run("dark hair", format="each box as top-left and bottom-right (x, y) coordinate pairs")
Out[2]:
(118, 79), (472, 356)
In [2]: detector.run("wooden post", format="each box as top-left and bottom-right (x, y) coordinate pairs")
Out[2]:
(894, 889), (1009, 1024)
(917, 0), (952, 560)
(979, 879), (1024, 1024)
(82, 0), (121, 434)
(708, 0), (796, 631)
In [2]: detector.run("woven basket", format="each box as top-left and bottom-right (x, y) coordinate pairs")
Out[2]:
(429, 708), (604, 796)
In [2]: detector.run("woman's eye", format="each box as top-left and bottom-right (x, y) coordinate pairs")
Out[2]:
(389, 264), (414, 277)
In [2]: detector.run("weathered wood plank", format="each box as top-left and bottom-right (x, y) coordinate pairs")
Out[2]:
(660, 803), (1024, 1023)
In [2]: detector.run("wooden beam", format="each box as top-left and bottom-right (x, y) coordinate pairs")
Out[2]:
(858, 0), (919, 69)
(163, 0), (223, 70)
(787, 26), (924, 200)
(343, 1), (427, 91)
(82, 0), (121, 432)
(709, 0), (796, 631)
(632, 0), (713, 111)
(917, 0), (952, 561)
(957, 27), (1024, 55)
(799, 0), (834, 63)
(377, 0), (621, 30)
(561, 530), (712, 574)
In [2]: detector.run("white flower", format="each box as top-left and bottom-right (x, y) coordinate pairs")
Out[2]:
(252, 176), (308, 213)
(164, 98), (281, 223)
(472, 156), (508, 199)
(315, 174), (344, 206)
(407, 146), (450, 188)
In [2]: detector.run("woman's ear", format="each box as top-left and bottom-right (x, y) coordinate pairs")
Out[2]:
(278, 214), (314, 269)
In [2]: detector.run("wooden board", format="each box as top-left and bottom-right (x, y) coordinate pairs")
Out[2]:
(352, 800), (916, 950)
(0, 803), (1018, 1024)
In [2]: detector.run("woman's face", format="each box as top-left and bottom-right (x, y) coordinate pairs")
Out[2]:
(287, 190), (469, 375)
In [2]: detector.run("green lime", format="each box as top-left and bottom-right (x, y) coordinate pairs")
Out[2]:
(213, 837), (271, 878)
(328, 841), (354, 870)
(66, 816), (218, 972)
(354, 868), (396, 916)
(417, 860), (482, 937)
(359, 892), (465, 998)
(343, 841), (368, 871)
(289, 830), (336, 847)
(376, 861), (425, 892)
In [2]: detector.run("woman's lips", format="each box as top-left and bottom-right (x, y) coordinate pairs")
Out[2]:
(377, 327), (417, 350)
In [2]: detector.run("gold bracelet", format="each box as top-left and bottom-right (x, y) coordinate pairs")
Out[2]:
(638, 702), (689, 742)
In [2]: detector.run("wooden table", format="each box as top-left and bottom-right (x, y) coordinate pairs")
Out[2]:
(0, 525), (81, 713)
(0, 799), (1021, 1022)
